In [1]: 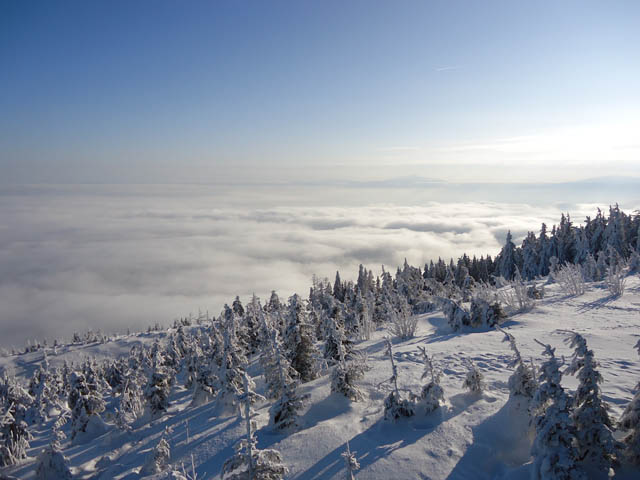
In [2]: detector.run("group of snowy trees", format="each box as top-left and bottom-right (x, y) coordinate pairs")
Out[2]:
(1, 205), (639, 477)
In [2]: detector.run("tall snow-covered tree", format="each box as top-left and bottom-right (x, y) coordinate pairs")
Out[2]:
(222, 373), (287, 480)
(618, 340), (640, 465)
(564, 332), (616, 473)
(530, 341), (584, 480)
(284, 294), (320, 383)
(497, 230), (518, 280)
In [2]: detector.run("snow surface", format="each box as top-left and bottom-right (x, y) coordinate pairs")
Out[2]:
(2, 276), (640, 479)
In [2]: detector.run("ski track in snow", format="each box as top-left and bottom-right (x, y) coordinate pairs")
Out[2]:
(1, 276), (640, 479)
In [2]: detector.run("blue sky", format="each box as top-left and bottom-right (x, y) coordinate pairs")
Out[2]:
(1, 0), (639, 183)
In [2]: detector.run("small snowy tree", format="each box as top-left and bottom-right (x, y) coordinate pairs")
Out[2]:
(552, 263), (586, 296)
(144, 368), (171, 418)
(606, 261), (627, 297)
(417, 346), (444, 413)
(462, 360), (485, 394)
(341, 441), (360, 480)
(35, 430), (72, 480)
(68, 371), (107, 440)
(496, 326), (536, 399)
(115, 377), (144, 430)
(469, 297), (506, 328)
(0, 402), (31, 466)
(331, 334), (367, 403)
(140, 429), (171, 476)
(563, 332), (616, 473)
(442, 299), (470, 331)
(530, 341), (584, 480)
(222, 374), (288, 480)
(381, 339), (415, 420)
(619, 340), (640, 464)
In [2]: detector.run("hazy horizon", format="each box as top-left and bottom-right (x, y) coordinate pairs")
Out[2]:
(2, 2), (639, 347)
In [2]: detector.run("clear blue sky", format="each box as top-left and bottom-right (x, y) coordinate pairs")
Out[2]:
(1, 0), (639, 183)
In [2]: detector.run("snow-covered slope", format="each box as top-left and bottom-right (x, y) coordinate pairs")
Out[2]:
(2, 276), (640, 479)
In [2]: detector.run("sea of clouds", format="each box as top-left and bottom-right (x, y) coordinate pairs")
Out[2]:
(0, 182), (635, 349)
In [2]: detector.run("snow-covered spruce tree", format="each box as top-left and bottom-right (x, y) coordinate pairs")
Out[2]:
(261, 313), (310, 432)
(68, 371), (107, 440)
(382, 339), (415, 420)
(582, 253), (598, 282)
(244, 294), (264, 355)
(462, 360), (485, 394)
(563, 331), (616, 473)
(619, 340), (640, 464)
(341, 441), (360, 480)
(140, 429), (171, 476)
(283, 294), (320, 383)
(323, 309), (353, 365)
(331, 335), (367, 402)
(35, 424), (72, 480)
(530, 341), (584, 480)
(417, 346), (444, 413)
(191, 354), (218, 407)
(222, 373), (287, 480)
(115, 376), (144, 430)
(144, 367), (171, 418)
(442, 298), (470, 331)
(469, 297), (506, 328)
(495, 326), (536, 399)
(27, 363), (60, 422)
(215, 309), (252, 413)
(0, 402), (31, 466)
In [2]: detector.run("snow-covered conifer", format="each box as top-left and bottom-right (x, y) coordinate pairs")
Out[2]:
(619, 340), (640, 464)
(140, 429), (171, 476)
(284, 294), (320, 383)
(443, 299), (470, 331)
(215, 310), (251, 413)
(222, 374), (287, 480)
(35, 433), (72, 480)
(417, 346), (444, 413)
(69, 371), (107, 440)
(115, 376), (144, 429)
(469, 297), (506, 328)
(0, 402), (31, 466)
(144, 368), (171, 418)
(496, 326), (536, 399)
(563, 332), (616, 472)
(530, 341), (584, 480)
(341, 441), (360, 480)
(323, 310), (352, 365)
(462, 360), (485, 394)
(331, 341), (367, 403)
(382, 339), (415, 420)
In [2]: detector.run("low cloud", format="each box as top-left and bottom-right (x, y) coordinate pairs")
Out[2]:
(0, 184), (616, 348)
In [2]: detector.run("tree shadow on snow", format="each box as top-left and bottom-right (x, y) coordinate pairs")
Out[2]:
(423, 317), (519, 344)
(446, 396), (533, 480)
(295, 394), (475, 480)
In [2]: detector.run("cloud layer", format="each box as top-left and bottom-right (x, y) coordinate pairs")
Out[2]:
(0, 184), (624, 348)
